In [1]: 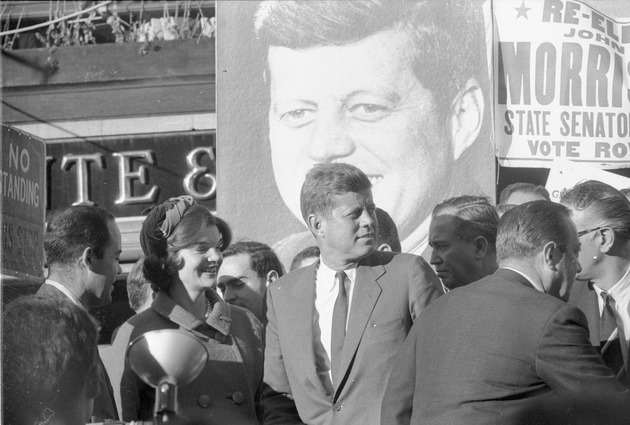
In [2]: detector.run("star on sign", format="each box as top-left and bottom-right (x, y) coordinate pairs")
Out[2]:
(515, 1), (531, 19)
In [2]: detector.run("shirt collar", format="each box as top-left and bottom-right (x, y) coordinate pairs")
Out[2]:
(151, 290), (233, 336)
(44, 279), (84, 308)
(318, 258), (357, 292)
(593, 264), (630, 303)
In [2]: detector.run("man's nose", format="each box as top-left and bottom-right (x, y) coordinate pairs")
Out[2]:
(360, 210), (376, 228)
(224, 287), (236, 302)
(575, 260), (582, 274)
(307, 112), (355, 162)
(429, 248), (441, 265)
(117, 263), (122, 275)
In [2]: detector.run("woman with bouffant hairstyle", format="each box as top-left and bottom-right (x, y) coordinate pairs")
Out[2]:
(113, 196), (263, 424)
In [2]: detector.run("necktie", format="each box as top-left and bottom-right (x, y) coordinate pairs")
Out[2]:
(599, 291), (624, 375)
(331, 271), (348, 385)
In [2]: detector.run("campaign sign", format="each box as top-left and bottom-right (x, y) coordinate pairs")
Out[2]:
(494, 0), (630, 169)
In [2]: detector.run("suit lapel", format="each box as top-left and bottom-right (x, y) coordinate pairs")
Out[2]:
(569, 280), (601, 346)
(574, 283), (628, 385)
(288, 263), (334, 397)
(334, 257), (384, 398)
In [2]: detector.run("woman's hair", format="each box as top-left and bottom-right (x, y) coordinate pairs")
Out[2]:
(140, 197), (232, 291)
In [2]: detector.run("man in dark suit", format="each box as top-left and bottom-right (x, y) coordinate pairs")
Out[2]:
(561, 180), (630, 388)
(3, 295), (102, 425)
(37, 205), (122, 421)
(382, 201), (629, 425)
(262, 163), (443, 425)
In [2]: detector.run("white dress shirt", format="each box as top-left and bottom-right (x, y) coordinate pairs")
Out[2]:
(314, 259), (356, 385)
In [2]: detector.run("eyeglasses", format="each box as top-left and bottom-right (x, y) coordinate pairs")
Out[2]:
(577, 226), (605, 237)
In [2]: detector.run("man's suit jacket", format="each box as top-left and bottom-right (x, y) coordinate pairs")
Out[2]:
(36, 283), (119, 421)
(262, 250), (443, 425)
(381, 269), (629, 425)
(569, 280), (630, 387)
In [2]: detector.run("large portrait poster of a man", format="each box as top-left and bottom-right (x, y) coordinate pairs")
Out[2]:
(217, 0), (495, 267)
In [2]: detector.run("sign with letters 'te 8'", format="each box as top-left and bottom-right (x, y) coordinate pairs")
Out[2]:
(1, 125), (46, 280)
(45, 132), (216, 216)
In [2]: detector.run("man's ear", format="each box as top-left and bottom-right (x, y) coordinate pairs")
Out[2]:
(542, 241), (562, 271)
(307, 213), (325, 238)
(81, 247), (94, 270)
(599, 228), (615, 254)
(473, 236), (489, 259)
(377, 243), (392, 252)
(450, 78), (484, 160)
(266, 270), (279, 284)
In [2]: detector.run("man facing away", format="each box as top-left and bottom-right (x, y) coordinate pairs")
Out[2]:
(498, 182), (551, 205)
(561, 180), (630, 388)
(3, 295), (102, 425)
(382, 201), (629, 425)
(37, 205), (122, 421)
(218, 240), (284, 322)
(262, 162), (444, 425)
(429, 195), (499, 290)
(290, 246), (321, 272)
(254, 0), (493, 261)
(374, 207), (401, 253)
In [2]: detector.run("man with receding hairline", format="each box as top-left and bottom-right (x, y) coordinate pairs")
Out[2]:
(429, 195), (498, 290)
(562, 180), (630, 388)
(37, 205), (122, 421)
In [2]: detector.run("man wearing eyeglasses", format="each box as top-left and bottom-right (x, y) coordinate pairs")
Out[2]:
(561, 180), (630, 389)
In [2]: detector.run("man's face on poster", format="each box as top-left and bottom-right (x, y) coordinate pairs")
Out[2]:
(267, 29), (457, 245)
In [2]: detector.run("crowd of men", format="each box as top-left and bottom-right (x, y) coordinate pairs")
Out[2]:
(4, 0), (630, 424)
